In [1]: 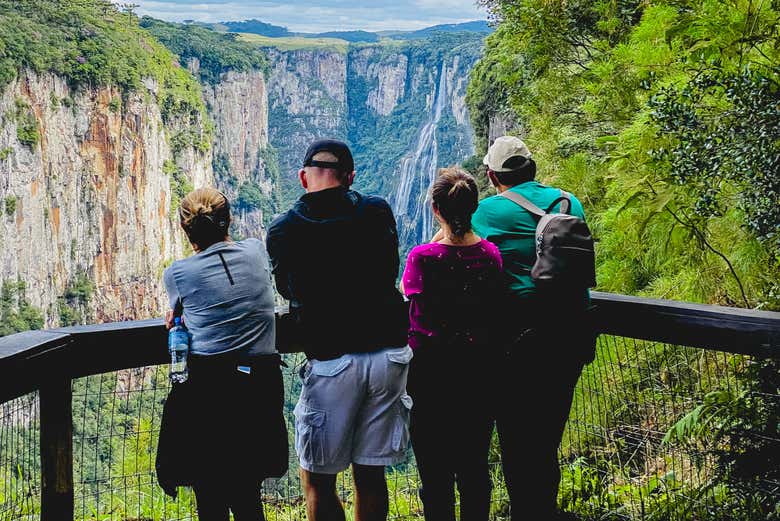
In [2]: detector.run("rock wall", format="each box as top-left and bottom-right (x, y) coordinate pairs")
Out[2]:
(0, 38), (482, 327)
(350, 48), (408, 117)
(203, 69), (275, 238)
(0, 71), (212, 326)
(266, 48), (348, 200)
(266, 41), (481, 251)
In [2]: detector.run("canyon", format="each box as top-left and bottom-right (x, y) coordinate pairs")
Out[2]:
(0, 20), (483, 328)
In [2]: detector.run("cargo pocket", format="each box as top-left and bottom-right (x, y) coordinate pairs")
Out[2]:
(310, 356), (352, 377)
(301, 357), (352, 387)
(294, 402), (327, 467)
(391, 394), (413, 452)
(386, 346), (413, 366)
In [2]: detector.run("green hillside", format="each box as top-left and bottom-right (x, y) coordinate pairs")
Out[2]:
(466, 2), (780, 519)
(0, 0), (205, 122)
(238, 33), (351, 53)
(139, 17), (270, 84)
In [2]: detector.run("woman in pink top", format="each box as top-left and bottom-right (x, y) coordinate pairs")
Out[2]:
(402, 168), (504, 521)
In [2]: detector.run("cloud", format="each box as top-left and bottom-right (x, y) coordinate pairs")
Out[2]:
(115, 0), (486, 32)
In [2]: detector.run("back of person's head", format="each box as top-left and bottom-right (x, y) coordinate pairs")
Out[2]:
(483, 135), (536, 187)
(432, 168), (479, 237)
(301, 139), (355, 189)
(307, 151), (351, 184)
(179, 188), (231, 250)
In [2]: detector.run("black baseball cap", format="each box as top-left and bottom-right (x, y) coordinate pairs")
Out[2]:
(303, 139), (355, 173)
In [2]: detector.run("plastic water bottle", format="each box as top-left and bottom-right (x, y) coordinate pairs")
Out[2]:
(168, 317), (189, 383)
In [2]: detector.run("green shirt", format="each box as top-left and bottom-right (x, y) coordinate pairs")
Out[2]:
(472, 181), (587, 298)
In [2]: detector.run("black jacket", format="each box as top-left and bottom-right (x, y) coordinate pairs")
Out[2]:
(267, 186), (408, 360)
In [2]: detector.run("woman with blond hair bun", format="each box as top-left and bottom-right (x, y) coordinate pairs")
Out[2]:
(156, 187), (287, 521)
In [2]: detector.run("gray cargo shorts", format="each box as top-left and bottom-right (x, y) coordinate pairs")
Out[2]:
(293, 346), (414, 474)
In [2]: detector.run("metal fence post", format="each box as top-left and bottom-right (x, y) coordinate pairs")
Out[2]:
(40, 378), (73, 521)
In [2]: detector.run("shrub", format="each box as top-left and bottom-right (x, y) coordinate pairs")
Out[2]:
(4, 195), (17, 216)
(108, 97), (121, 113)
(237, 182), (265, 212)
(13, 99), (39, 147)
(165, 160), (193, 217)
(0, 280), (44, 336)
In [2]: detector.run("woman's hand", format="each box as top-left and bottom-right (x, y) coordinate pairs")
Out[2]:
(164, 310), (183, 330)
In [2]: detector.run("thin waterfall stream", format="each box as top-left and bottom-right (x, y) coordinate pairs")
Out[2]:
(392, 63), (449, 249)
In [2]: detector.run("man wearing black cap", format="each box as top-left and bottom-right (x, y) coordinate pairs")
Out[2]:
(267, 139), (411, 521)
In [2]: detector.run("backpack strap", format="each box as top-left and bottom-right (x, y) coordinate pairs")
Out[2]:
(544, 190), (572, 215)
(499, 190), (546, 218)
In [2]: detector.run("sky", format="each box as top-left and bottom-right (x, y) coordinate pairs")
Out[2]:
(116, 1), (487, 33)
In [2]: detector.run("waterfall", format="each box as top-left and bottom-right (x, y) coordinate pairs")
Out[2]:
(392, 62), (449, 249)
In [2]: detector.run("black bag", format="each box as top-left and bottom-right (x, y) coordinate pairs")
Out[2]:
(500, 189), (596, 290)
(156, 355), (288, 497)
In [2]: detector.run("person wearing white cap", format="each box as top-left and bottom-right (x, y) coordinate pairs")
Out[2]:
(471, 136), (594, 520)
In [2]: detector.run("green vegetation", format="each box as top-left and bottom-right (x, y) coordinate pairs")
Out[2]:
(12, 99), (40, 147)
(238, 33), (350, 53)
(222, 19), (291, 38)
(234, 146), (282, 227)
(258, 145), (282, 225)
(107, 96), (121, 113)
(0, 147), (12, 160)
(139, 17), (270, 84)
(236, 182), (265, 211)
(213, 153), (232, 187)
(164, 160), (193, 218)
(3, 195), (16, 217)
(470, 0), (779, 310)
(0, 0), (207, 123)
(470, 1), (780, 518)
(387, 21), (493, 40)
(0, 280), (43, 336)
(58, 272), (94, 326)
(316, 31), (379, 43)
(170, 126), (211, 155)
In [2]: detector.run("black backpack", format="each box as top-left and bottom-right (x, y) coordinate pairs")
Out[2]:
(500, 189), (596, 290)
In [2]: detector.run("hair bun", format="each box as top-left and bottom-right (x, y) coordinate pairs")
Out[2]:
(179, 187), (232, 247)
(432, 167), (479, 238)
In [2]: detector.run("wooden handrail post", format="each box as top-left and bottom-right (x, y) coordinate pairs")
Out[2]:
(40, 378), (73, 521)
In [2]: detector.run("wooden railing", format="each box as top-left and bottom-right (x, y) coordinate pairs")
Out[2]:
(0, 292), (778, 521)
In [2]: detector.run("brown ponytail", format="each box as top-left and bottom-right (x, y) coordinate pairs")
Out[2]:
(431, 167), (479, 238)
(179, 188), (231, 250)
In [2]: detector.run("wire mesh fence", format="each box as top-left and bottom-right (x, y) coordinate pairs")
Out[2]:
(0, 335), (777, 520)
(560, 338), (779, 520)
(0, 392), (39, 521)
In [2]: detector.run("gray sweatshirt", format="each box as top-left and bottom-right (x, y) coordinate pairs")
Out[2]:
(163, 239), (277, 357)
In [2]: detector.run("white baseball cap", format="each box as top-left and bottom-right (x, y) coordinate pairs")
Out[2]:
(483, 136), (533, 172)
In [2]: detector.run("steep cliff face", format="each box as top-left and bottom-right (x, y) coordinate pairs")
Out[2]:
(203, 69), (276, 238)
(266, 36), (482, 251)
(266, 48), (348, 203)
(0, 71), (212, 326)
(350, 48), (408, 117)
(380, 52), (478, 248)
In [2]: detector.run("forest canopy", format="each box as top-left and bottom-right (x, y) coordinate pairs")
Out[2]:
(139, 17), (270, 84)
(469, 0), (780, 310)
(0, 0), (206, 121)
